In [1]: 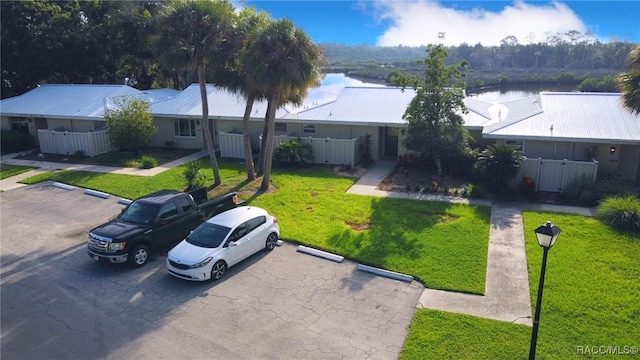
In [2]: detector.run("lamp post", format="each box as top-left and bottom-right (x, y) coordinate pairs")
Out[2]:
(529, 221), (561, 360)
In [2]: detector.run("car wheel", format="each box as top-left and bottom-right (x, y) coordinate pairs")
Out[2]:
(210, 261), (227, 281)
(128, 245), (149, 268)
(265, 232), (278, 251)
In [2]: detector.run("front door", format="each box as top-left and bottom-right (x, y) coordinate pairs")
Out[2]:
(384, 127), (399, 159)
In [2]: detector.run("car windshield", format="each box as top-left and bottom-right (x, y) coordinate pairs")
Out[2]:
(119, 202), (158, 225)
(186, 222), (231, 248)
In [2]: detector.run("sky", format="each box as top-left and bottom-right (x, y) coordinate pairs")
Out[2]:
(244, 0), (640, 46)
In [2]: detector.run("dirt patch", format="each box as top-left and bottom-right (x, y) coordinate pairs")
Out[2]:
(333, 165), (367, 178)
(419, 211), (459, 223)
(346, 220), (372, 231)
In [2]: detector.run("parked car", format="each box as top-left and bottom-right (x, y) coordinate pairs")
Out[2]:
(88, 188), (240, 268)
(167, 206), (280, 281)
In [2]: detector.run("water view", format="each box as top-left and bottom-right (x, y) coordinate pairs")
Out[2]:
(310, 73), (579, 105)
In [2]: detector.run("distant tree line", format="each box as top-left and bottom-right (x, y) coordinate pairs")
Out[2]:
(322, 33), (637, 90)
(1, 0), (637, 99)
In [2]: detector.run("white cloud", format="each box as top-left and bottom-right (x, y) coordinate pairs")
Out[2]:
(371, 0), (588, 46)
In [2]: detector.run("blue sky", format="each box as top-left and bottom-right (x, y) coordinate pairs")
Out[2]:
(244, 1), (640, 46)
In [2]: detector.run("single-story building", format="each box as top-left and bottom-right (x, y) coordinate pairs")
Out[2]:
(2, 83), (639, 186)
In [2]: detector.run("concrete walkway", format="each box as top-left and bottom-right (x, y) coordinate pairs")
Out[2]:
(346, 161), (595, 326)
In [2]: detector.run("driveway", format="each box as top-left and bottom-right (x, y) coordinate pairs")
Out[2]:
(1, 182), (424, 360)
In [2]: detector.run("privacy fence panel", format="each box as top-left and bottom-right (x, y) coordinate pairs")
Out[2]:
(515, 158), (599, 193)
(218, 132), (361, 166)
(37, 130), (114, 157)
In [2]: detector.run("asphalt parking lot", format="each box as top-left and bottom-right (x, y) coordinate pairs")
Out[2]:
(1, 182), (425, 360)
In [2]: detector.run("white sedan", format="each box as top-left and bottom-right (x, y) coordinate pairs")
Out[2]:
(167, 206), (279, 281)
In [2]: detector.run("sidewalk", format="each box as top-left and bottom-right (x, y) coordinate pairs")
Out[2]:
(346, 160), (595, 326)
(0, 150), (208, 191)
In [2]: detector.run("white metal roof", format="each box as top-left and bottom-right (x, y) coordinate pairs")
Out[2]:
(151, 84), (291, 120)
(0, 84), (175, 120)
(483, 92), (640, 143)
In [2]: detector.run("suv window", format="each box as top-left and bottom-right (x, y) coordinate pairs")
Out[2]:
(158, 202), (179, 219)
(176, 197), (193, 213)
(246, 216), (266, 233)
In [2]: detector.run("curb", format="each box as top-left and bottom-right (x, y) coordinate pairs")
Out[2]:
(52, 182), (75, 191)
(118, 198), (132, 205)
(296, 245), (344, 263)
(84, 189), (110, 199)
(357, 264), (414, 283)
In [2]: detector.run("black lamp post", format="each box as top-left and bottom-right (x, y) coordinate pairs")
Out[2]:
(529, 221), (561, 360)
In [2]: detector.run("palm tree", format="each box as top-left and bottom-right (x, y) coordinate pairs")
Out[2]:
(242, 19), (324, 190)
(617, 45), (640, 116)
(474, 144), (525, 193)
(231, 7), (272, 181)
(149, 0), (236, 186)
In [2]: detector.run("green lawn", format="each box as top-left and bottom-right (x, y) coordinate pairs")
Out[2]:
(0, 164), (36, 180)
(401, 211), (640, 359)
(20, 158), (491, 294)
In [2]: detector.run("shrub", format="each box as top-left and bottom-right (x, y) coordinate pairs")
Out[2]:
(467, 184), (487, 199)
(183, 160), (206, 190)
(139, 155), (158, 169)
(559, 175), (600, 206)
(359, 133), (373, 167)
(105, 98), (156, 152)
(474, 144), (524, 193)
(273, 138), (314, 166)
(71, 150), (85, 159)
(596, 195), (640, 233)
(518, 176), (536, 197)
(1, 130), (33, 154)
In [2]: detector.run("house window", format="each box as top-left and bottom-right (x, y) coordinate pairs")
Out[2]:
(174, 119), (196, 137)
(10, 118), (29, 134)
(505, 140), (524, 152)
(302, 124), (316, 135)
(274, 123), (287, 133)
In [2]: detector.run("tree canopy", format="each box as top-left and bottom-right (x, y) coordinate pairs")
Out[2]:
(105, 98), (156, 152)
(395, 43), (470, 176)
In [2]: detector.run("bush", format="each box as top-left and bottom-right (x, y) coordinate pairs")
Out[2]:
(518, 176), (536, 198)
(183, 161), (206, 190)
(559, 175), (600, 206)
(139, 155), (158, 169)
(359, 133), (373, 167)
(273, 138), (314, 166)
(1, 130), (33, 154)
(467, 184), (487, 199)
(71, 150), (85, 159)
(596, 195), (640, 233)
(105, 98), (156, 152)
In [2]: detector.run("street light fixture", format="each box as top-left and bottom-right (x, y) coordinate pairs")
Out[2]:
(529, 221), (561, 360)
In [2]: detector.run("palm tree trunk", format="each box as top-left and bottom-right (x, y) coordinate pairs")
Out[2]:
(257, 101), (271, 177)
(434, 154), (443, 177)
(197, 59), (221, 186)
(260, 95), (279, 191)
(242, 94), (256, 181)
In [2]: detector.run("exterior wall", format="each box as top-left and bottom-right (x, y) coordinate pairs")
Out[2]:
(618, 144), (640, 181)
(70, 119), (96, 132)
(1, 116), (9, 130)
(47, 118), (73, 131)
(151, 117), (204, 150)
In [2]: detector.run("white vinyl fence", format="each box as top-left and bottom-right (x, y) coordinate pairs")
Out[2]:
(219, 132), (362, 166)
(38, 129), (115, 157)
(515, 158), (599, 192)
